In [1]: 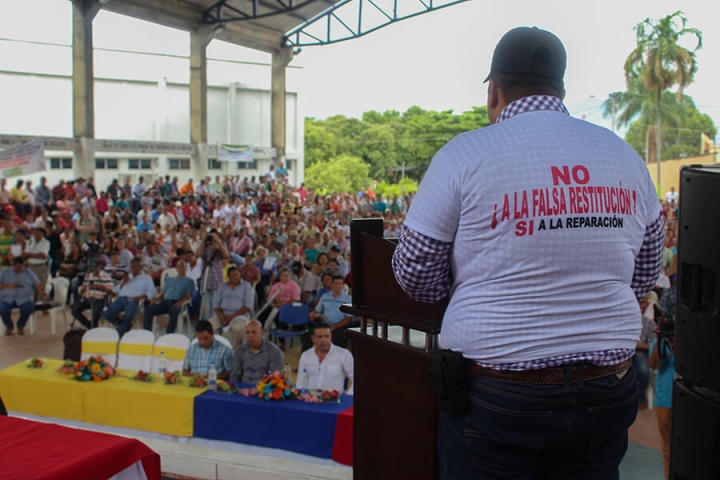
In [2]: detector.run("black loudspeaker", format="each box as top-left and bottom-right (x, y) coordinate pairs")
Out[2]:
(670, 379), (720, 479)
(675, 165), (720, 391)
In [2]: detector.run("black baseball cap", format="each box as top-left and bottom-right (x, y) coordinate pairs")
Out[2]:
(484, 27), (566, 87)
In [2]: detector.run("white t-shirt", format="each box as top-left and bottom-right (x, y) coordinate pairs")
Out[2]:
(404, 109), (661, 365)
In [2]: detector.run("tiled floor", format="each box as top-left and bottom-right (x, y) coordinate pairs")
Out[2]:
(0, 308), (666, 479)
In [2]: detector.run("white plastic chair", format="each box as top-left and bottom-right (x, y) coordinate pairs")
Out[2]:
(160, 268), (178, 289)
(160, 268), (192, 332)
(151, 333), (190, 373)
(190, 334), (231, 349)
(117, 330), (155, 371)
(148, 267), (192, 335)
(81, 327), (119, 367)
(39, 277), (69, 335)
(132, 298), (147, 331)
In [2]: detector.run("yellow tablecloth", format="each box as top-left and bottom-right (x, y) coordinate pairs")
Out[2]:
(0, 359), (205, 436)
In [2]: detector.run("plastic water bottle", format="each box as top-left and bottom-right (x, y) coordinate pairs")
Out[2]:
(284, 362), (293, 385)
(208, 362), (217, 389)
(158, 351), (167, 375)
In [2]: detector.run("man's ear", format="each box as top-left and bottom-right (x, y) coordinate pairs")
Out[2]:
(487, 79), (500, 111)
(487, 79), (504, 124)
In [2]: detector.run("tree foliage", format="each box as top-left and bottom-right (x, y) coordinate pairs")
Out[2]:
(603, 11), (707, 167)
(375, 178), (419, 198)
(304, 154), (371, 195)
(624, 11), (702, 99)
(305, 106), (490, 184)
(623, 97), (716, 160)
(621, 11), (702, 173)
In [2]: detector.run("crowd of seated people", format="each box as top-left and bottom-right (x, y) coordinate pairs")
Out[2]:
(0, 171), (411, 392)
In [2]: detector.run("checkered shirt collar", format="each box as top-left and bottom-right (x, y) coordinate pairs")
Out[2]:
(496, 95), (569, 123)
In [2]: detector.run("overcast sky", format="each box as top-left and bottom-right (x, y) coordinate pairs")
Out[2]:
(2, 0), (718, 139)
(291, 0), (719, 135)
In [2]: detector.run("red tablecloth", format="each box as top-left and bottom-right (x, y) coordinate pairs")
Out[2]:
(331, 406), (354, 466)
(0, 416), (161, 480)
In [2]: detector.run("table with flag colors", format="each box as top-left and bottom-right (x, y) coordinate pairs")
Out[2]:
(0, 358), (355, 464)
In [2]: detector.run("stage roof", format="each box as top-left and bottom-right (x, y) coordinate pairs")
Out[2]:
(99, 0), (467, 53)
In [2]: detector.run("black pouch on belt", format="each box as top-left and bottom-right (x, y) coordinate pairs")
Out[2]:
(429, 349), (474, 415)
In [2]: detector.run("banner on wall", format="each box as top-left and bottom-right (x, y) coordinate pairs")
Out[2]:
(217, 144), (254, 163)
(0, 138), (47, 178)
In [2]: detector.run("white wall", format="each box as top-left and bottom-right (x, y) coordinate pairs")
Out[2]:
(0, 6), (305, 190)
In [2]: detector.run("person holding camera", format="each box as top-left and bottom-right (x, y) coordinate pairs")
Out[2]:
(196, 229), (229, 321)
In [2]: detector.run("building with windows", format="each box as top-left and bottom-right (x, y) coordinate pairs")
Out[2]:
(0, 6), (304, 191)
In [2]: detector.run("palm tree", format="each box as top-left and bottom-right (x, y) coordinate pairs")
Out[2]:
(603, 78), (684, 161)
(623, 11), (702, 194)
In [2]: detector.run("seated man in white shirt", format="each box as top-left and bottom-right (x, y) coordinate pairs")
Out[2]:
(103, 257), (157, 336)
(296, 322), (354, 394)
(210, 267), (254, 348)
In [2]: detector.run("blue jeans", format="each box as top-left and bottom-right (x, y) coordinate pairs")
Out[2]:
(0, 300), (33, 330)
(188, 290), (201, 317)
(635, 352), (650, 404)
(143, 299), (182, 333)
(103, 296), (139, 336)
(439, 364), (638, 480)
(72, 297), (106, 329)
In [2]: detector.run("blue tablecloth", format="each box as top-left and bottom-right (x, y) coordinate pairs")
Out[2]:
(193, 385), (354, 458)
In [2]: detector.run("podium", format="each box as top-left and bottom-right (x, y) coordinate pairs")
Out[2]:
(342, 218), (447, 480)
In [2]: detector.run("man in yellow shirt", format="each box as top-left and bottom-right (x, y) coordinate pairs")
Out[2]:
(9, 179), (29, 217)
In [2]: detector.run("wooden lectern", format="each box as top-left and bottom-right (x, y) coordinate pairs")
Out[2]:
(342, 218), (447, 480)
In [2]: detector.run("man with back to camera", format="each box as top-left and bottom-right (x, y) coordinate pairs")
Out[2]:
(392, 27), (664, 479)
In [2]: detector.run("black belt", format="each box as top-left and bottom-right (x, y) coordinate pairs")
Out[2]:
(469, 358), (634, 385)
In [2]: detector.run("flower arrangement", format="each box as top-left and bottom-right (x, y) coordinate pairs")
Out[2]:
(236, 371), (342, 403)
(255, 371), (299, 401)
(74, 356), (114, 382)
(27, 357), (46, 369)
(163, 370), (183, 385)
(298, 389), (341, 403)
(132, 370), (153, 382)
(216, 380), (238, 394)
(57, 359), (76, 374)
(189, 374), (208, 388)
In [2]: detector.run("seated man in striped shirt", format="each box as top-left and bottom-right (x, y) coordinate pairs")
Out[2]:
(72, 255), (114, 329)
(104, 250), (129, 284)
(143, 241), (167, 286)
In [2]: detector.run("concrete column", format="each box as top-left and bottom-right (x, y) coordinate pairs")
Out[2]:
(190, 26), (213, 182)
(271, 48), (293, 165)
(72, 0), (100, 179)
(227, 82), (237, 143)
(155, 76), (168, 141)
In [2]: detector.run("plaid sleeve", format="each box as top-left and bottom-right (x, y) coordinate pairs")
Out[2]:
(631, 212), (665, 301)
(392, 224), (452, 303)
